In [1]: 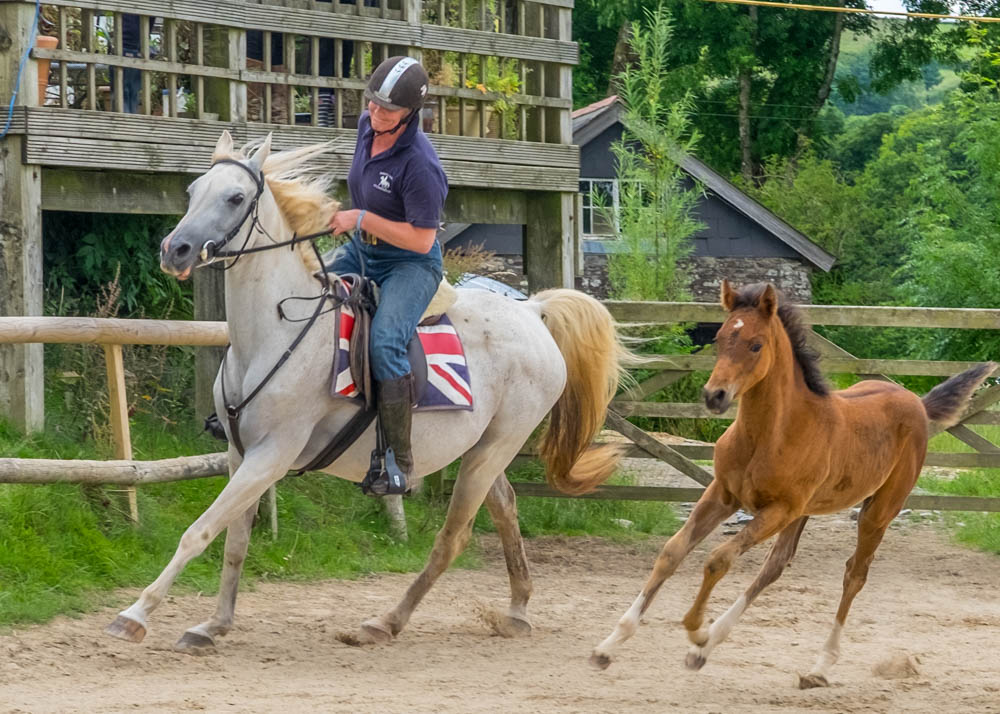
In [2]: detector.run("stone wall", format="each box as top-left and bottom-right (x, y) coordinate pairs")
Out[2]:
(577, 254), (813, 303)
(477, 254), (814, 305)
(683, 256), (814, 304)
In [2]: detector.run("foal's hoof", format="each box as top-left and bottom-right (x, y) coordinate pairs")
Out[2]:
(798, 673), (830, 689)
(174, 630), (217, 656)
(685, 650), (707, 671)
(589, 652), (612, 670)
(104, 614), (147, 643)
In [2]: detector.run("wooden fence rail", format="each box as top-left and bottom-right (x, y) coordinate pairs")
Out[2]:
(3, 304), (1000, 517)
(0, 317), (227, 524)
(594, 299), (1000, 513)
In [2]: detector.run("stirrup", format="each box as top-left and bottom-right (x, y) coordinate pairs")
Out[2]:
(360, 446), (409, 496)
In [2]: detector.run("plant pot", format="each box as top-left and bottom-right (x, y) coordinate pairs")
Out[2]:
(35, 35), (59, 105)
(445, 104), (498, 138)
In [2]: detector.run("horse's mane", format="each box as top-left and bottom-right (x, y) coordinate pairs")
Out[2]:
(212, 141), (340, 274)
(729, 283), (830, 396)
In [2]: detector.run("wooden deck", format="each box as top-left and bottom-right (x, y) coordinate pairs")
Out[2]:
(0, 0), (581, 431)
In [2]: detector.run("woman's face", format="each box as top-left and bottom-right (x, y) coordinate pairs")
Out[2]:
(368, 101), (409, 132)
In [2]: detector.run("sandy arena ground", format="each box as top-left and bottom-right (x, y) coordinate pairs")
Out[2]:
(1, 510), (999, 714)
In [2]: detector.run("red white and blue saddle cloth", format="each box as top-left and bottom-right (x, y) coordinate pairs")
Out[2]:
(332, 305), (473, 412)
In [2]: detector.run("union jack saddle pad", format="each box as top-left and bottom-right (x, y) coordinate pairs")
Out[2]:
(332, 305), (473, 412)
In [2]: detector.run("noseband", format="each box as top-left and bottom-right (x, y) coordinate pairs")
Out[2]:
(199, 158), (268, 268)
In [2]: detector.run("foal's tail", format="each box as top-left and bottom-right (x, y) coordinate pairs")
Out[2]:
(922, 362), (997, 428)
(532, 289), (639, 495)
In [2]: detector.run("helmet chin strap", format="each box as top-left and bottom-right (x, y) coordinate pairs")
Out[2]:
(371, 108), (418, 137)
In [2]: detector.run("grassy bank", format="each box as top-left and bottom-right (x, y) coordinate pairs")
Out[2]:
(0, 415), (678, 628)
(918, 466), (1000, 555)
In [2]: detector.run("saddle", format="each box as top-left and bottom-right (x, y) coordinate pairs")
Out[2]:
(203, 275), (464, 479)
(335, 274), (458, 409)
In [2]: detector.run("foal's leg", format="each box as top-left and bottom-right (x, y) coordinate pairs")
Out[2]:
(682, 503), (796, 667)
(105, 446), (297, 643)
(799, 465), (915, 689)
(591, 480), (738, 669)
(685, 516), (808, 670)
(348, 429), (526, 644)
(483, 471), (533, 635)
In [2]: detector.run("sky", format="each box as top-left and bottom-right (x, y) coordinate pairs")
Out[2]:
(869, 0), (961, 16)
(870, 0), (909, 12)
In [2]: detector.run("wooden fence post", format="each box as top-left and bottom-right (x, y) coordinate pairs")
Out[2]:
(267, 484), (278, 541)
(0, 1), (44, 434)
(103, 344), (139, 523)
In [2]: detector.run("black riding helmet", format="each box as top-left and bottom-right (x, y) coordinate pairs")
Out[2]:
(365, 56), (428, 134)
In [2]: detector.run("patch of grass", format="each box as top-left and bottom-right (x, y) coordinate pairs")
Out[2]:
(0, 413), (472, 628)
(0, 413), (680, 628)
(917, 468), (1000, 555)
(491, 460), (681, 540)
(928, 423), (1000, 454)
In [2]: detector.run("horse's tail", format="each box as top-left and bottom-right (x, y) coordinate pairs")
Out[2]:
(532, 289), (637, 495)
(922, 362), (996, 428)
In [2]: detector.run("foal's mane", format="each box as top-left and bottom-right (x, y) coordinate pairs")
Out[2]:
(730, 283), (830, 396)
(212, 141), (340, 273)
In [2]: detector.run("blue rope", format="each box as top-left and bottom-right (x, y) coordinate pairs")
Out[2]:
(1, 0), (43, 140)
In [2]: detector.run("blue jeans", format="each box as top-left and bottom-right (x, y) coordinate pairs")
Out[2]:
(327, 238), (443, 381)
(109, 66), (141, 113)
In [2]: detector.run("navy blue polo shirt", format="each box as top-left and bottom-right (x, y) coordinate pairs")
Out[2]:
(348, 111), (448, 259)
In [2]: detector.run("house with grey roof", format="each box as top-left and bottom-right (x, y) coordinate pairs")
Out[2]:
(446, 96), (836, 303)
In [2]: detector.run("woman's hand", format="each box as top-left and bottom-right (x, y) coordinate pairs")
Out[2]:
(329, 208), (362, 236)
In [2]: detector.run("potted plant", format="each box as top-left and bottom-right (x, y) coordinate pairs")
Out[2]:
(429, 52), (521, 138)
(464, 55), (521, 138)
(35, 34), (59, 105)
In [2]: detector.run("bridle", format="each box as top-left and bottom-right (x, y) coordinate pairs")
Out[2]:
(197, 158), (378, 469)
(199, 158), (336, 271)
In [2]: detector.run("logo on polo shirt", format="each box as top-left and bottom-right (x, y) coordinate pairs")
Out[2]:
(375, 172), (394, 194)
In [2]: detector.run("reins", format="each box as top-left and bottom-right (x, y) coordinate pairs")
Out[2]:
(206, 158), (376, 467)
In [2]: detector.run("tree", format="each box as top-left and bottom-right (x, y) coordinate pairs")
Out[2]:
(601, 5), (702, 302)
(574, 0), (872, 179)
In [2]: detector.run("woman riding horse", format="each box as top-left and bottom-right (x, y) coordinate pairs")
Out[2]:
(324, 56), (447, 494)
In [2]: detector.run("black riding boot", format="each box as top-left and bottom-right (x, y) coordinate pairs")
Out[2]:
(379, 373), (414, 475)
(362, 373), (414, 495)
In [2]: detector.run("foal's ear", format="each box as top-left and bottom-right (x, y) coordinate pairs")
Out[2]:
(720, 279), (738, 312)
(248, 133), (272, 174)
(212, 130), (234, 162)
(759, 283), (778, 318)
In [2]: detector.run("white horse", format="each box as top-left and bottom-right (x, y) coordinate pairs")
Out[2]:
(104, 131), (633, 652)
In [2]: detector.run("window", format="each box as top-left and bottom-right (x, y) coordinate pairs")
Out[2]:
(579, 178), (620, 237)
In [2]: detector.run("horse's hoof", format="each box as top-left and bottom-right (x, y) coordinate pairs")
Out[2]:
(590, 652), (612, 670)
(174, 630), (217, 655)
(501, 616), (532, 638)
(359, 619), (394, 644)
(105, 614), (147, 643)
(482, 612), (532, 638)
(685, 651), (707, 671)
(798, 673), (830, 689)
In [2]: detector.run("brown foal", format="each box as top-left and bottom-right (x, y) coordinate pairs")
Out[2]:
(592, 280), (995, 688)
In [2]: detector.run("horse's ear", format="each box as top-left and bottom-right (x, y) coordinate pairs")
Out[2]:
(248, 133), (272, 173)
(720, 279), (737, 312)
(212, 130), (234, 162)
(759, 283), (778, 318)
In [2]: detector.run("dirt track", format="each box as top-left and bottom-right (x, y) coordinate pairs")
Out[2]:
(1, 514), (999, 714)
